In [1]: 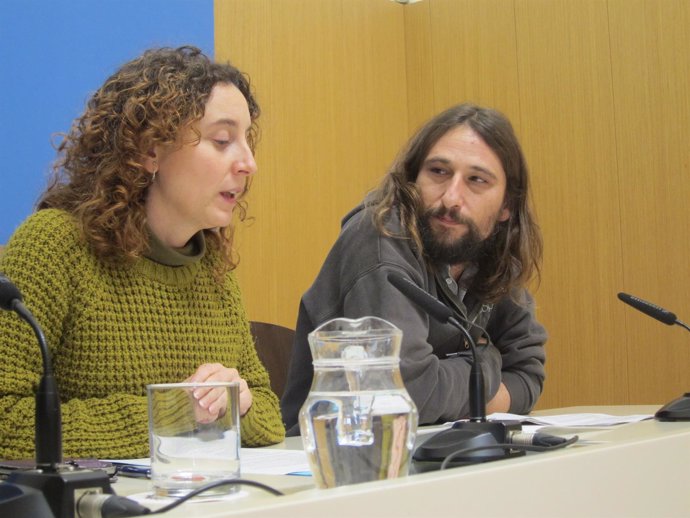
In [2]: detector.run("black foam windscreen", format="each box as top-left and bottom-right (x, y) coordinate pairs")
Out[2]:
(0, 274), (23, 311)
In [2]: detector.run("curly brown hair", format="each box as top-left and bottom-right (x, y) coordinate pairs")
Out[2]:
(38, 46), (260, 273)
(370, 103), (542, 304)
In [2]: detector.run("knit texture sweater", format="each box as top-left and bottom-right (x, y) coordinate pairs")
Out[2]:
(0, 209), (284, 460)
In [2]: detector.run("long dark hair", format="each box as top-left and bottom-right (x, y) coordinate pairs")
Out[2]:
(38, 46), (260, 273)
(370, 103), (542, 303)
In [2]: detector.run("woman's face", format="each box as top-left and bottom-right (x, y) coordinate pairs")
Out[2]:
(144, 83), (257, 248)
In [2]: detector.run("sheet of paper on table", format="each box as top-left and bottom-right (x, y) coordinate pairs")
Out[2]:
(107, 447), (311, 477)
(487, 412), (653, 427)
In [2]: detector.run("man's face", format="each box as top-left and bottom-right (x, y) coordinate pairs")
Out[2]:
(415, 124), (510, 265)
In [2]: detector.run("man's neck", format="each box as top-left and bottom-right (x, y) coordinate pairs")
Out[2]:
(449, 263), (465, 281)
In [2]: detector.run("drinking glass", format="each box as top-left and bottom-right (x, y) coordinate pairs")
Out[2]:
(147, 381), (240, 498)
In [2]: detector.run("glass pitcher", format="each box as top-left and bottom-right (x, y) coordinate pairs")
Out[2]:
(299, 317), (418, 488)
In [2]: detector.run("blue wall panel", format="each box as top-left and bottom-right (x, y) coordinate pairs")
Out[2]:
(0, 0), (214, 243)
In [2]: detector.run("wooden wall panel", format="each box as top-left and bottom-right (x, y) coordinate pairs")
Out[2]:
(215, 0), (409, 328)
(608, 0), (690, 405)
(216, 0), (689, 410)
(513, 1), (627, 408)
(402, 0), (523, 129)
(402, 1), (435, 131)
(404, 0), (629, 408)
(427, 0), (522, 120)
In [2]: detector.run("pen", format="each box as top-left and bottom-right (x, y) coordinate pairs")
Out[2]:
(117, 465), (151, 478)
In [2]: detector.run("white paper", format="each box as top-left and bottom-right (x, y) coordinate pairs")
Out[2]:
(153, 432), (238, 460)
(240, 448), (310, 475)
(107, 447), (311, 476)
(486, 412), (653, 427)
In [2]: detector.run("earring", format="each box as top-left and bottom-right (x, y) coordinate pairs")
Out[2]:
(151, 161), (157, 182)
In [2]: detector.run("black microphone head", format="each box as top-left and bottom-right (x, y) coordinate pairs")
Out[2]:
(617, 292), (677, 326)
(0, 273), (24, 311)
(387, 272), (453, 323)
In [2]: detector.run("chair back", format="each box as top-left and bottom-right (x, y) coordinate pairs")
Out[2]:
(249, 321), (295, 399)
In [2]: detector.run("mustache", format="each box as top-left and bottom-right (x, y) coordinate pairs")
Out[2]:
(425, 206), (473, 226)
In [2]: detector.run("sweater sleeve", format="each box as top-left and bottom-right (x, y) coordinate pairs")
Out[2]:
(486, 291), (547, 415)
(224, 276), (285, 447)
(0, 211), (150, 459)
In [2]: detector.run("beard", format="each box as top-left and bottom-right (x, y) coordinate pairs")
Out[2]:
(418, 206), (499, 266)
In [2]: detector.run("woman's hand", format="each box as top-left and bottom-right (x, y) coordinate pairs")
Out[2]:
(185, 363), (253, 421)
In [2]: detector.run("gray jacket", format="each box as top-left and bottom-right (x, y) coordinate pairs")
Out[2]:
(281, 204), (546, 435)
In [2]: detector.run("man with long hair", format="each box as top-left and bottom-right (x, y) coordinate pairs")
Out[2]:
(281, 103), (546, 435)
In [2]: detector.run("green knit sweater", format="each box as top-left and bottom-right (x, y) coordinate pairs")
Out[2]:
(0, 209), (285, 460)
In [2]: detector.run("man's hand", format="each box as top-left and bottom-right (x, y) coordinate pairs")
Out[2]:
(185, 363), (253, 422)
(486, 382), (511, 414)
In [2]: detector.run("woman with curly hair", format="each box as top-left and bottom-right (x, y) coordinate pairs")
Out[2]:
(0, 46), (285, 460)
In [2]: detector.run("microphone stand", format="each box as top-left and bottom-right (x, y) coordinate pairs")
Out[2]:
(0, 278), (114, 518)
(12, 301), (62, 470)
(449, 315), (486, 423)
(385, 271), (523, 470)
(411, 315), (523, 469)
(618, 292), (690, 421)
(654, 323), (690, 422)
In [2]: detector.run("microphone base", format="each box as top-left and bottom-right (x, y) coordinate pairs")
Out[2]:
(6, 467), (113, 518)
(655, 392), (690, 421)
(0, 482), (54, 517)
(412, 420), (524, 471)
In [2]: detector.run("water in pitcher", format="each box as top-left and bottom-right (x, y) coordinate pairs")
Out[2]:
(301, 317), (418, 488)
(300, 390), (417, 488)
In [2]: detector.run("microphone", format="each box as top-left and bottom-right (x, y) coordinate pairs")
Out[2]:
(616, 291), (690, 422)
(387, 272), (523, 467)
(617, 292), (679, 326)
(0, 274), (24, 310)
(0, 274), (149, 517)
(386, 273), (455, 323)
(1, 274), (61, 471)
(387, 273), (485, 421)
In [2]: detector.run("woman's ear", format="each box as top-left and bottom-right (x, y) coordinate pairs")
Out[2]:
(143, 146), (159, 174)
